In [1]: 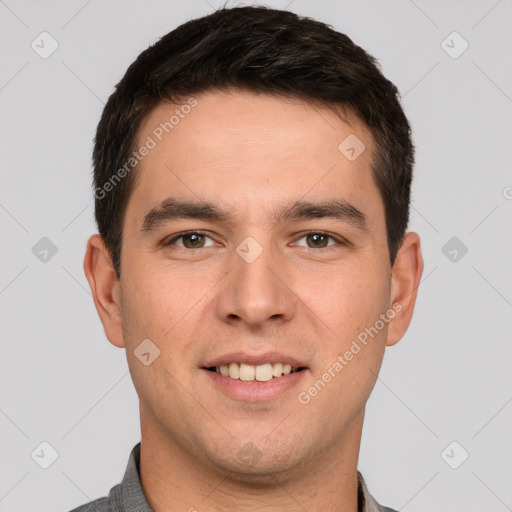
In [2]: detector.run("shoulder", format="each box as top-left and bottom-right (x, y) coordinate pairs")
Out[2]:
(67, 497), (113, 512)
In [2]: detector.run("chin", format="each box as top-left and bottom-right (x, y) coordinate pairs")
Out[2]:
(205, 443), (307, 487)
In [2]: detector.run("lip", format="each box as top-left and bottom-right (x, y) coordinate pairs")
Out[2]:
(203, 351), (308, 369)
(202, 367), (309, 402)
(201, 351), (310, 402)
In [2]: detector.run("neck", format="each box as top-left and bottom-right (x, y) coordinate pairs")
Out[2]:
(139, 411), (364, 512)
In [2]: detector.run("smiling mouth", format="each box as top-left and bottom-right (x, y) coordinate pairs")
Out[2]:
(206, 362), (307, 382)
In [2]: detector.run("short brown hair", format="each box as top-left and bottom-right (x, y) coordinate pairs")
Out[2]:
(92, 6), (414, 278)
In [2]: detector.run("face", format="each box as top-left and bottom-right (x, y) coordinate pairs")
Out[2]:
(86, 90), (422, 482)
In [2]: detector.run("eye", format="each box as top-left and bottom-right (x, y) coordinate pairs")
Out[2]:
(165, 231), (216, 249)
(293, 231), (341, 249)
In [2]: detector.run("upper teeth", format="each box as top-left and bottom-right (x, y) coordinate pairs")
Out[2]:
(216, 363), (294, 381)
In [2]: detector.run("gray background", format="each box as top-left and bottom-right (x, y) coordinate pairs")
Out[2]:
(1, 0), (511, 510)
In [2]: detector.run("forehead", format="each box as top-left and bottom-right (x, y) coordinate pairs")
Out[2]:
(127, 89), (383, 229)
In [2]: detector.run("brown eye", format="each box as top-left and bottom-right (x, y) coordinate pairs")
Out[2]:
(182, 233), (206, 248)
(305, 233), (330, 248)
(166, 232), (215, 249)
(292, 231), (345, 250)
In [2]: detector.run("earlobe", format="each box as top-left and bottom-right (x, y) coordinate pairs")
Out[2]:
(83, 234), (125, 348)
(386, 232), (424, 347)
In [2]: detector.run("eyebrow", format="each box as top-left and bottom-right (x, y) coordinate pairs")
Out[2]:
(140, 197), (368, 233)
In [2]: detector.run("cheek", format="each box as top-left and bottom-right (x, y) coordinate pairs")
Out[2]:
(295, 262), (390, 333)
(297, 266), (389, 423)
(121, 261), (207, 338)
(292, 260), (391, 393)
(119, 263), (220, 384)
(119, 269), (199, 414)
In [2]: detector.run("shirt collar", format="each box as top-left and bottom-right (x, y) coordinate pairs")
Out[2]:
(357, 470), (392, 512)
(107, 443), (153, 512)
(108, 443), (391, 512)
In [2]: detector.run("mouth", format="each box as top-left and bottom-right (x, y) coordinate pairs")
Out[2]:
(202, 353), (309, 402)
(205, 362), (308, 382)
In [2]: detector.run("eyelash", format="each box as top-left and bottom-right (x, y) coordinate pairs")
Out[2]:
(164, 230), (346, 250)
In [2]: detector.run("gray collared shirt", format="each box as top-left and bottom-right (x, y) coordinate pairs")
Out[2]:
(69, 443), (397, 512)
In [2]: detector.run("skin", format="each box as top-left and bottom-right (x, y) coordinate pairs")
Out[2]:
(84, 90), (423, 512)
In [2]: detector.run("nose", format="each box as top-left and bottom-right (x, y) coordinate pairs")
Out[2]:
(214, 239), (297, 329)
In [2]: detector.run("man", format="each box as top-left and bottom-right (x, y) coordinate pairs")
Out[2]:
(75, 5), (423, 511)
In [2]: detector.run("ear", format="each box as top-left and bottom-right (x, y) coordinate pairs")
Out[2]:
(83, 234), (125, 348)
(386, 231), (424, 347)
